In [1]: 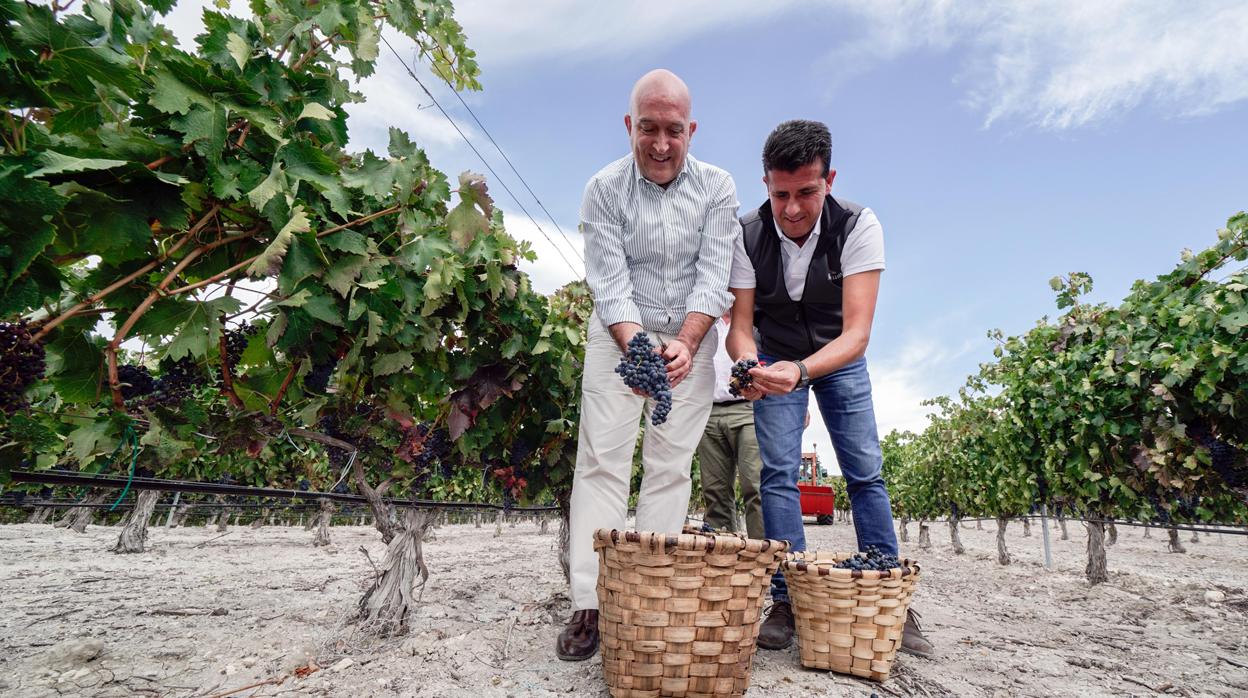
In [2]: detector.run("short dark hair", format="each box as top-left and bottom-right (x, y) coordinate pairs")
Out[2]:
(762, 120), (832, 177)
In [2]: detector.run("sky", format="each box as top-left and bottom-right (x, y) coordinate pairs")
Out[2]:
(159, 1), (1248, 475)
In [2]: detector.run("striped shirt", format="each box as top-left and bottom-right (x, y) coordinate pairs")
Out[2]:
(580, 153), (740, 334)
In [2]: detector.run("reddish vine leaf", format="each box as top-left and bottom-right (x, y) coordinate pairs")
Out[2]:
(446, 364), (524, 440)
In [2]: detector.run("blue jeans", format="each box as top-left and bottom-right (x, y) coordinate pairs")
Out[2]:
(754, 356), (897, 603)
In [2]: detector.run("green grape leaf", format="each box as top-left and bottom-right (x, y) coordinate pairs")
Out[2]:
(247, 205), (311, 277)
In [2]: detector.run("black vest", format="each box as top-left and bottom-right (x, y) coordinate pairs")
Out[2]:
(741, 195), (862, 361)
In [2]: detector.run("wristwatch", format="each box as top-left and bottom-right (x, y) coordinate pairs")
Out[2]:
(791, 360), (811, 390)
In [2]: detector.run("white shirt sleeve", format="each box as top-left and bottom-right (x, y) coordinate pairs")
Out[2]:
(728, 229), (757, 289)
(840, 207), (885, 277)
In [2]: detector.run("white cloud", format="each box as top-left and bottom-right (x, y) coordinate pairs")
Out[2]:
(819, 0), (1248, 129)
(454, 0), (798, 68)
(498, 209), (586, 295)
(966, 0), (1248, 128)
(804, 335), (972, 476)
(343, 35), (478, 155)
(456, 0), (1248, 130)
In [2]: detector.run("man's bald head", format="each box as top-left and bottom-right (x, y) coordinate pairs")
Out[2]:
(629, 69), (692, 120)
(625, 69), (697, 187)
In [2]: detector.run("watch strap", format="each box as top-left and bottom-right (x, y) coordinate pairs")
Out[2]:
(792, 360), (810, 388)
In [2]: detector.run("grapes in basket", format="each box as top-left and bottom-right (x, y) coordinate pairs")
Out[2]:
(833, 545), (902, 571)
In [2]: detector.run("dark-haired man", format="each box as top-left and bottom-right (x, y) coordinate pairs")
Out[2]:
(726, 120), (932, 657)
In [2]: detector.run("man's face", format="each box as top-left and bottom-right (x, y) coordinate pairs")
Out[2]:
(625, 95), (696, 187)
(765, 161), (836, 239)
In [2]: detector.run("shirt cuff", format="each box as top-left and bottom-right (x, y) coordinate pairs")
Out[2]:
(595, 297), (643, 327)
(686, 289), (734, 318)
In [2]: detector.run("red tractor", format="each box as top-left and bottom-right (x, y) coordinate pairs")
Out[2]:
(799, 449), (835, 525)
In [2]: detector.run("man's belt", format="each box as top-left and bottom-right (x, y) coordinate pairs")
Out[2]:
(713, 398), (748, 407)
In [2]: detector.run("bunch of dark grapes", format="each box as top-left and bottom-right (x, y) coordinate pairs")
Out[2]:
(117, 364), (155, 401)
(1188, 418), (1247, 488)
(396, 422), (450, 476)
(219, 324), (259, 380)
(614, 332), (672, 425)
(509, 441), (533, 469)
(422, 427), (453, 478)
(318, 414), (352, 469)
(304, 357), (338, 394)
(728, 358), (760, 397)
(1147, 493), (1171, 524)
(0, 321), (46, 414)
(833, 545), (902, 572)
(1208, 440), (1246, 487)
(143, 357), (205, 406)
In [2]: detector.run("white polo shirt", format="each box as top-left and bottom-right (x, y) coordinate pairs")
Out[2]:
(728, 206), (886, 298)
(709, 317), (737, 403)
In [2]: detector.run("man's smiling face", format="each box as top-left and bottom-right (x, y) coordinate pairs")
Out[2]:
(765, 160), (836, 240)
(625, 92), (695, 187)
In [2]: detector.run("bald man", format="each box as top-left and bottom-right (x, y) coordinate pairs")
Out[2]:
(556, 69), (742, 661)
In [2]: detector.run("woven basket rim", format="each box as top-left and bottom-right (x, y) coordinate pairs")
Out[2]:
(593, 528), (790, 555)
(781, 551), (920, 580)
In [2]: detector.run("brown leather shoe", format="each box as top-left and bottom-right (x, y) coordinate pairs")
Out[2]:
(756, 601), (795, 650)
(899, 608), (934, 658)
(555, 609), (600, 661)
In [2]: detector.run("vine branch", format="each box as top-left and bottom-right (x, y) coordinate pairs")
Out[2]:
(269, 359), (302, 416)
(165, 205), (403, 297)
(218, 328), (245, 409)
(105, 226), (259, 408)
(32, 205), (221, 341)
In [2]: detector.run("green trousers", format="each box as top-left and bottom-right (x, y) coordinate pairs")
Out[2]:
(695, 400), (764, 540)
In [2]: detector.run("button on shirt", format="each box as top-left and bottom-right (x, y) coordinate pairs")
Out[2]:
(729, 207), (886, 296)
(581, 154), (740, 334)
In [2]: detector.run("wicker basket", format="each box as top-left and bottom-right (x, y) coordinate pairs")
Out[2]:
(780, 552), (921, 682)
(593, 529), (790, 697)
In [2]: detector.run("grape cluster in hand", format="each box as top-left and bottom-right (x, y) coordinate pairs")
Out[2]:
(0, 321), (46, 414)
(614, 332), (672, 425)
(728, 358), (760, 397)
(833, 545), (902, 572)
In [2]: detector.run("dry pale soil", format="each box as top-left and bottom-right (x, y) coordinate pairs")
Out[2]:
(0, 516), (1246, 697)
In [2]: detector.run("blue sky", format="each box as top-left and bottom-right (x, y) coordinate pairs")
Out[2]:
(163, 1), (1248, 473)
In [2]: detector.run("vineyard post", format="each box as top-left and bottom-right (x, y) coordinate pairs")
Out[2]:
(1039, 507), (1053, 569)
(164, 491), (181, 528)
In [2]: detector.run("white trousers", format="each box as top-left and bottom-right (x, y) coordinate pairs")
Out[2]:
(568, 315), (717, 610)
